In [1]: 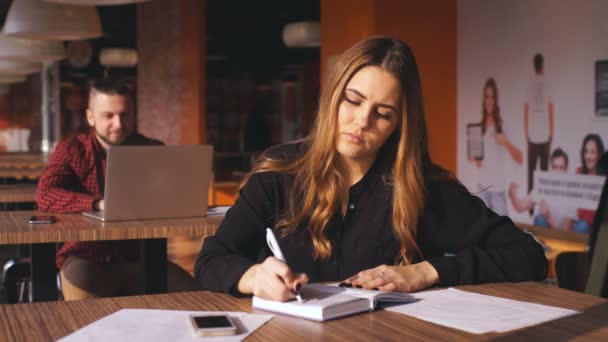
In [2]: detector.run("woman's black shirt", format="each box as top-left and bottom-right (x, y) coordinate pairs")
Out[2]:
(195, 143), (547, 294)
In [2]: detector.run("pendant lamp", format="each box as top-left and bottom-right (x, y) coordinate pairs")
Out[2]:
(282, 21), (320, 48)
(0, 60), (41, 74)
(43, 0), (150, 5)
(99, 48), (138, 68)
(0, 34), (66, 62)
(3, 0), (102, 40)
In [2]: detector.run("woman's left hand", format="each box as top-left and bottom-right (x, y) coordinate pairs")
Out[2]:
(344, 261), (440, 292)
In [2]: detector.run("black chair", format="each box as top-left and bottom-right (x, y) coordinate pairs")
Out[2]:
(555, 251), (589, 292)
(585, 153), (608, 297)
(1, 258), (32, 303)
(555, 152), (608, 298)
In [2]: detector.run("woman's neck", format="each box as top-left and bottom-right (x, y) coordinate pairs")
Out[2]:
(338, 155), (374, 186)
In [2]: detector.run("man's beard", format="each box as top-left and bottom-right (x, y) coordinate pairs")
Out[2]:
(96, 131), (128, 147)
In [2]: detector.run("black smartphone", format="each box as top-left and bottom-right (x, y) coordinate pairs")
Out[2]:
(28, 215), (57, 224)
(189, 314), (237, 336)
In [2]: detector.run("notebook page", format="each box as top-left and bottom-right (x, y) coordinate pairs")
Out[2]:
(306, 283), (416, 303)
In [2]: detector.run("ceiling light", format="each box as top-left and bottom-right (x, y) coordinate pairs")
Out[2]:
(99, 48), (138, 67)
(3, 0), (103, 40)
(0, 34), (66, 62)
(282, 21), (320, 48)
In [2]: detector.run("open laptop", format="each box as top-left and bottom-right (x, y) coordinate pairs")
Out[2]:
(82, 145), (213, 221)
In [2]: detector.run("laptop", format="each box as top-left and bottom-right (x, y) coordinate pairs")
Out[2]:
(82, 145), (213, 221)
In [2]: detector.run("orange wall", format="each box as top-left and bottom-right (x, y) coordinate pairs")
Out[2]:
(320, 0), (375, 80)
(321, 0), (457, 172)
(180, 0), (206, 144)
(137, 0), (206, 145)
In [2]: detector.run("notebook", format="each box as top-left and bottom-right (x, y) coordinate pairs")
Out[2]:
(82, 145), (213, 221)
(252, 283), (416, 321)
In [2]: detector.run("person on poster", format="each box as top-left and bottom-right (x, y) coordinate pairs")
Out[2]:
(471, 78), (522, 216)
(525, 53), (554, 193)
(508, 148), (577, 231)
(574, 134), (606, 233)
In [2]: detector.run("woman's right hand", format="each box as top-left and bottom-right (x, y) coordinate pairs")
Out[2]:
(237, 257), (309, 301)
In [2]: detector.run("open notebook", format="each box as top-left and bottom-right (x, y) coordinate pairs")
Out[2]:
(252, 283), (416, 321)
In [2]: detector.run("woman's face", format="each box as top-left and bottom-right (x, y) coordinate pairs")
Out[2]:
(483, 86), (495, 115)
(584, 140), (599, 173)
(335, 65), (401, 166)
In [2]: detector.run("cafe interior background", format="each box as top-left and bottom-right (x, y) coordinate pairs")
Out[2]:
(0, 0), (606, 301)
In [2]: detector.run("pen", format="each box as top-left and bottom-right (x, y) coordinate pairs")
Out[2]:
(266, 228), (303, 303)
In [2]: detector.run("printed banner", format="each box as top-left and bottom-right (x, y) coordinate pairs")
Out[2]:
(457, 0), (608, 234)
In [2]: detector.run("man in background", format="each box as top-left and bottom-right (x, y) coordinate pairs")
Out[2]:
(37, 77), (191, 300)
(525, 53), (554, 193)
(509, 148), (576, 231)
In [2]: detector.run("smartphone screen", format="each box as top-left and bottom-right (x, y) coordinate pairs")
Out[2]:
(193, 315), (233, 328)
(29, 215), (57, 224)
(190, 314), (237, 336)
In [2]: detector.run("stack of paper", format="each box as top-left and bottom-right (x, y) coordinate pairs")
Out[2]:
(386, 288), (580, 334)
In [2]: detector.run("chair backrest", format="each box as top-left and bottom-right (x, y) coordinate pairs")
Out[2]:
(585, 152), (608, 298)
(556, 251), (589, 292)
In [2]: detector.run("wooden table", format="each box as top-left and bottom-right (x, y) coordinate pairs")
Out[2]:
(539, 235), (588, 279)
(516, 223), (589, 279)
(0, 211), (223, 302)
(0, 152), (48, 169)
(0, 184), (37, 203)
(0, 282), (606, 341)
(0, 153), (48, 180)
(0, 167), (45, 180)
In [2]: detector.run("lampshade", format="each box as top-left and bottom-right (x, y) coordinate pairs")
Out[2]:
(3, 0), (103, 40)
(100, 48), (138, 67)
(0, 34), (66, 62)
(282, 21), (320, 48)
(0, 74), (27, 84)
(0, 60), (41, 74)
(43, 0), (150, 5)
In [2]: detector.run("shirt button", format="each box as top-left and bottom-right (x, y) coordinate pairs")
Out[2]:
(348, 203), (355, 210)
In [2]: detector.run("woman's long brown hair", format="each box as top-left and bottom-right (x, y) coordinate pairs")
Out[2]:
(240, 37), (432, 265)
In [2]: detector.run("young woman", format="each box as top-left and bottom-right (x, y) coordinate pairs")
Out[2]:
(195, 37), (547, 301)
(574, 134), (606, 233)
(578, 134), (605, 176)
(471, 78), (522, 216)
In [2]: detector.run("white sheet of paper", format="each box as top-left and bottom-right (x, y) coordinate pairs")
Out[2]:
(386, 288), (580, 334)
(58, 309), (273, 342)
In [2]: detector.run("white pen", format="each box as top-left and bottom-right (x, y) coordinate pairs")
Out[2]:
(266, 228), (303, 303)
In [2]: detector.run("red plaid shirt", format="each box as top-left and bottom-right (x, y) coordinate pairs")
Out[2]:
(37, 129), (163, 268)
